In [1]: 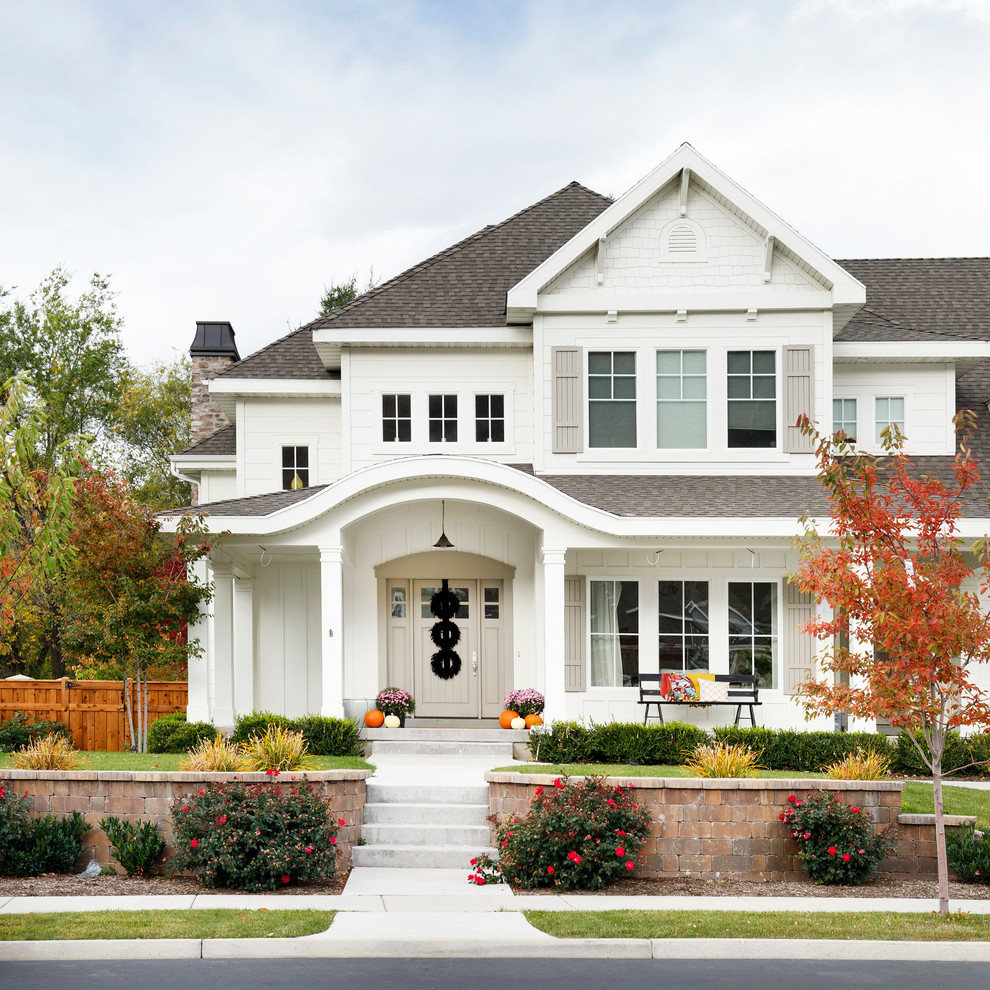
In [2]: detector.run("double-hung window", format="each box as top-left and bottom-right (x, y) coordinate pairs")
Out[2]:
(833, 398), (857, 441)
(658, 580), (710, 671)
(475, 394), (505, 442)
(589, 351), (636, 448)
(590, 580), (639, 686)
(429, 394), (458, 442)
(382, 394), (412, 442)
(728, 582), (778, 689)
(657, 350), (706, 448)
(727, 350), (776, 448)
(281, 446), (309, 490)
(875, 397), (904, 444)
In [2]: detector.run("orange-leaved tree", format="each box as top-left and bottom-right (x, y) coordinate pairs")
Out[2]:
(792, 411), (990, 914)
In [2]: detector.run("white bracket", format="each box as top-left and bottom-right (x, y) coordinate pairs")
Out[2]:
(596, 236), (607, 285)
(746, 308), (758, 322)
(762, 234), (774, 283)
(679, 168), (691, 217)
(606, 310), (618, 323)
(676, 309), (688, 323)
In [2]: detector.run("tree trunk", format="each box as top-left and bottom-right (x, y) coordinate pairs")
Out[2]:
(123, 672), (135, 752)
(142, 667), (149, 754)
(933, 766), (950, 916)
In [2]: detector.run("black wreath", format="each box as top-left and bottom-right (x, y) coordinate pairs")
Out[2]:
(429, 579), (462, 679)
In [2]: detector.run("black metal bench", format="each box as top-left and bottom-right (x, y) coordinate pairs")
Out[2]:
(638, 673), (761, 726)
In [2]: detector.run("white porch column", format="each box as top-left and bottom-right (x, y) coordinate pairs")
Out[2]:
(541, 547), (568, 722)
(211, 562), (235, 728)
(185, 559), (211, 722)
(233, 575), (255, 717)
(319, 546), (345, 718)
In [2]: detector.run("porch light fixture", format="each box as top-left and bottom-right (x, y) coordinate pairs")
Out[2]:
(433, 500), (454, 549)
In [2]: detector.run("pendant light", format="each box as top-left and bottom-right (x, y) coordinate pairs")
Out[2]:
(433, 499), (454, 549)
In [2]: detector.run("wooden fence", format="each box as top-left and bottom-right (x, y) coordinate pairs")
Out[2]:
(0, 678), (188, 751)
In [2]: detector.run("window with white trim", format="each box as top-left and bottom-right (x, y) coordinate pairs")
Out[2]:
(589, 351), (636, 448)
(728, 582), (778, 690)
(475, 394), (505, 442)
(658, 580), (709, 671)
(428, 394), (458, 442)
(875, 396), (905, 444)
(657, 350), (706, 448)
(382, 394), (411, 442)
(590, 580), (639, 687)
(727, 350), (776, 448)
(281, 446), (309, 490)
(833, 397), (857, 441)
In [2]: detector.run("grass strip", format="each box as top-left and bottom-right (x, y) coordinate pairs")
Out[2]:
(0, 908), (335, 941)
(525, 909), (990, 941)
(492, 764), (827, 779)
(0, 752), (372, 772)
(901, 782), (988, 823)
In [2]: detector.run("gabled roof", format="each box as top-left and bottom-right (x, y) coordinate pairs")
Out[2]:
(216, 327), (341, 381)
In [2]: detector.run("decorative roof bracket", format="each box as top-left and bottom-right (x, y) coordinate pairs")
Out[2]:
(762, 234), (775, 283)
(679, 168), (691, 216)
(596, 236), (607, 285)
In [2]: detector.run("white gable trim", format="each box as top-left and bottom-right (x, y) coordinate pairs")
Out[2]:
(506, 143), (866, 323)
(834, 340), (990, 376)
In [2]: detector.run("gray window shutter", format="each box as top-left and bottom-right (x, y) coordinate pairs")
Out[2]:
(564, 576), (586, 692)
(782, 583), (814, 695)
(783, 345), (814, 453)
(552, 346), (583, 453)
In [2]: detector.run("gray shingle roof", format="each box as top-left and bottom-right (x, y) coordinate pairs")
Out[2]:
(163, 484), (329, 518)
(216, 327), (342, 381)
(176, 424), (236, 457)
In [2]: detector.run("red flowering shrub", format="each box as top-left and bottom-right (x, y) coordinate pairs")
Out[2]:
(170, 774), (341, 892)
(475, 776), (651, 890)
(780, 790), (895, 885)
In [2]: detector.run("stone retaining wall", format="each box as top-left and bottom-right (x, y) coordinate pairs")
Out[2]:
(486, 773), (969, 881)
(0, 769), (371, 874)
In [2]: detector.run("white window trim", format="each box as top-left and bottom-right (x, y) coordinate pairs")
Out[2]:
(272, 435), (318, 490)
(586, 575), (641, 691)
(657, 576), (712, 674)
(725, 576), (783, 694)
(655, 347), (711, 451)
(586, 349), (639, 451)
(726, 347), (781, 453)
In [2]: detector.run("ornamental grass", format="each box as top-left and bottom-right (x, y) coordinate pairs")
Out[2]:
(822, 749), (891, 780)
(10, 733), (87, 771)
(179, 734), (244, 772)
(684, 740), (765, 778)
(239, 725), (317, 772)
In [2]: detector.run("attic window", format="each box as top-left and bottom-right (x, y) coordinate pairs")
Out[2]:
(660, 218), (706, 263)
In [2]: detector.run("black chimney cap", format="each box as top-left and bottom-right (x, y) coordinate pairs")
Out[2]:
(190, 321), (240, 359)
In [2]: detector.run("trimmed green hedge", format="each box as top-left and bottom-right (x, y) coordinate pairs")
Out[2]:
(712, 727), (891, 772)
(530, 721), (707, 765)
(147, 713), (216, 754)
(231, 711), (362, 757)
(890, 730), (990, 777)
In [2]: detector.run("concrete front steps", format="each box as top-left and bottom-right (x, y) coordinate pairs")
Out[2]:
(352, 781), (493, 869)
(362, 727), (523, 760)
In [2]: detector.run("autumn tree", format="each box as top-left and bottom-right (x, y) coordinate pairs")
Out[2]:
(792, 412), (990, 915)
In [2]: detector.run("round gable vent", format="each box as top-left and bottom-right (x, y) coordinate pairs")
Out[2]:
(660, 218), (706, 262)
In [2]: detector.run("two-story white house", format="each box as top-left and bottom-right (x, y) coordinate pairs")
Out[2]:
(168, 144), (990, 731)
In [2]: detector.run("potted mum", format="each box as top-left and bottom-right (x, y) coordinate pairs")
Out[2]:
(503, 688), (544, 721)
(376, 687), (415, 727)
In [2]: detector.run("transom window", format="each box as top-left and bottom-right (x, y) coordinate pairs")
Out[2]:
(589, 351), (636, 448)
(728, 582), (777, 689)
(657, 350), (707, 448)
(428, 394), (458, 442)
(727, 350), (776, 448)
(658, 580), (710, 671)
(475, 394), (505, 442)
(590, 580), (639, 687)
(281, 446), (309, 490)
(833, 398), (857, 441)
(420, 585), (469, 619)
(875, 396), (905, 444)
(382, 394), (411, 442)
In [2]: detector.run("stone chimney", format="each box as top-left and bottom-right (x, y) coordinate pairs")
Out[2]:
(190, 321), (240, 442)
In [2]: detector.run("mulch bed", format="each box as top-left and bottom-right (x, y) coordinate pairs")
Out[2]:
(2, 871), (989, 900)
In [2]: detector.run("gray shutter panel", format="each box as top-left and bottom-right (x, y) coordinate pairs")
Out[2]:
(782, 583), (814, 695)
(564, 576), (586, 692)
(783, 345), (814, 453)
(552, 346), (583, 453)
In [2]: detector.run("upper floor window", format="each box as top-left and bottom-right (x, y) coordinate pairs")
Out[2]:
(589, 351), (636, 448)
(590, 579), (639, 687)
(657, 350), (706, 448)
(282, 445), (309, 490)
(727, 350), (776, 448)
(875, 396), (904, 444)
(429, 394), (457, 442)
(728, 581), (777, 690)
(475, 394), (505, 442)
(658, 580), (709, 671)
(382, 394), (411, 442)
(833, 397), (857, 441)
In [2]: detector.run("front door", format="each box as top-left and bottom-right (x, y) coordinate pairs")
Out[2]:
(413, 580), (477, 717)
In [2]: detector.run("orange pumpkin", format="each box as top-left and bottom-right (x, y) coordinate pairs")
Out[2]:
(524, 713), (543, 728)
(499, 709), (520, 729)
(364, 709), (385, 728)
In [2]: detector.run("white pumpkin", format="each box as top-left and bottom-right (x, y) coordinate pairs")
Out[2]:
(383, 714), (401, 728)
(510, 717), (526, 730)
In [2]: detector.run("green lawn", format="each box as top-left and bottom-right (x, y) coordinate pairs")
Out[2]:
(0, 909), (334, 941)
(901, 781), (989, 823)
(494, 763), (827, 779)
(0, 751), (373, 772)
(526, 909), (990, 941)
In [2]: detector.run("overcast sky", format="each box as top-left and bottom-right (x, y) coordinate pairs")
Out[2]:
(1, 0), (989, 367)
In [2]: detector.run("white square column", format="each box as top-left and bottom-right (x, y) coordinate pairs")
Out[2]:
(185, 559), (211, 722)
(233, 576), (255, 717)
(320, 546), (345, 718)
(210, 562), (235, 728)
(541, 547), (567, 722)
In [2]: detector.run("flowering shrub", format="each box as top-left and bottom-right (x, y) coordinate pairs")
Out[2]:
(780, 790), (896, 885)
(482, 775), (651, 890)
(467, 851), (502, 885)
(170, 773), (342, 891)
(503, 689), (544, 717)
(376, 687), (415, 717)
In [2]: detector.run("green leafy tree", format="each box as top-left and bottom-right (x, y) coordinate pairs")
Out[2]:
(317, 269), (378, 318)
(0, 268), (127, 466)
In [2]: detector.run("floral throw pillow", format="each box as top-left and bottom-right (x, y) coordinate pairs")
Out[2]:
(663, 672), (698, 701)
